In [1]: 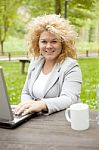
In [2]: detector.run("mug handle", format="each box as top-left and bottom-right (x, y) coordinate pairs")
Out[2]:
(65, 108), (71, 122)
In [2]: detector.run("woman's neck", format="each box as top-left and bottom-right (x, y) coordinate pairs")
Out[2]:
(42, 60), (56, 75)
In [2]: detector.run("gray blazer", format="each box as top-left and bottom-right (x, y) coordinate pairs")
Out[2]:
(21, 56), (82, 114)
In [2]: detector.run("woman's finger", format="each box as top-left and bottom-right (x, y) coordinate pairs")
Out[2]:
(15, 102), (31, 115)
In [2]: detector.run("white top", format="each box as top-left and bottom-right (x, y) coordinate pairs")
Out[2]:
(33, 70), (52, 99)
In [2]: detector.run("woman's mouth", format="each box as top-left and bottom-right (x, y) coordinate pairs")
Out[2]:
(45, 50), (55, 54)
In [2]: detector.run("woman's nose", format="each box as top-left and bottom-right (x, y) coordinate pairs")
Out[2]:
(46, 42), (52, 48)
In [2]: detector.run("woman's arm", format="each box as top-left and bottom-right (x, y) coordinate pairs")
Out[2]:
(42, 65), (82, 114)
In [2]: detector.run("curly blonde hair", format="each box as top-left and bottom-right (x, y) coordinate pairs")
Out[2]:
(27, 14), (77, 62)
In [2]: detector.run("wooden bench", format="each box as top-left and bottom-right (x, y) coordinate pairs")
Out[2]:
(19, 59), (30, 74)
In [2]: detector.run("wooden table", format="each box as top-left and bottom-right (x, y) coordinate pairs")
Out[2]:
(0, 110), (99, 150)
(19, 59), (30, 74)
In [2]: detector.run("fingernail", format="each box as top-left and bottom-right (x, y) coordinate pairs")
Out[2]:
(21, 112), (26, 116)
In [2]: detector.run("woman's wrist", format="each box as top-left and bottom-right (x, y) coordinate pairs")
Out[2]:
(40, 101), (48, 112)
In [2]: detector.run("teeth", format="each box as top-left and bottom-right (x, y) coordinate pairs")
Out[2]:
(45, 51), (54, 53)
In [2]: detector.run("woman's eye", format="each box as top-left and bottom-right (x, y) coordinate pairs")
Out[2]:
(52, 40), (57, 43)
(41, 40), (47, 43)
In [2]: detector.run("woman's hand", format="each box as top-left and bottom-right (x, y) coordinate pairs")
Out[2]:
(15, 100), (48, 116)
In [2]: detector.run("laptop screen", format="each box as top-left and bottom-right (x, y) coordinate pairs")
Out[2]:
(0, 66), (13, 121)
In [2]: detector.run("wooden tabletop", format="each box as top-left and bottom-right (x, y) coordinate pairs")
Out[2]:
(0, 110), (99, 150)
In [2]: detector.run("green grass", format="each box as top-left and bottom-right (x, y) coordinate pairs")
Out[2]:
(0, 61), (29, 104)
(0, 58), (99, 109)
(78, 58), (99, 109)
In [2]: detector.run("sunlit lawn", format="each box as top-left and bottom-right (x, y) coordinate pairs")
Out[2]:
(0, 61), (29, 104)
(78, 58), (99, 109)
(0, 57), (99, 109)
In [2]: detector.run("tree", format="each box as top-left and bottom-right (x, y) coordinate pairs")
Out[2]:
(0, 0), (97, 54)
(67, 0), (96, 26)
(55, 0), (61, 14)
(23, 0), (96, 27)
(24, 0), (55, 17)
(0, 0), (23, 54)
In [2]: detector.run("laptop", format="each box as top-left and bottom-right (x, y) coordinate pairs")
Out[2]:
(0, 66), (37, 129)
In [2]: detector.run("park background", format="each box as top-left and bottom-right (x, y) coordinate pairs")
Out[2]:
(0, 0), (99, 109)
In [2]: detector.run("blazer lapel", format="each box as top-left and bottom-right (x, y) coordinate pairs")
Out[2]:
(29, 59), (45, 96)
(43, 63), (61, 97)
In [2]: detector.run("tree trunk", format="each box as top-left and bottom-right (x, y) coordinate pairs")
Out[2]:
(95, 21), (99, 43)
(55, 0), (61, 15)
(0, 41), (4, 55)
(88, 25), (95, 42)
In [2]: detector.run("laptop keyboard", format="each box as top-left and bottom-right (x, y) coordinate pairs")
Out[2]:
(13, 113), (22, 119)
(11, 106), (23, 119)
(12, 109), (24, 119)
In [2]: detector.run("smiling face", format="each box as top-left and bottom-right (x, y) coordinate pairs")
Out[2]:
(39, 31), (62, 63)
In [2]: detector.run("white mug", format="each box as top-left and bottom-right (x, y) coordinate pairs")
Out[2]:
(65, 103), (89, 131)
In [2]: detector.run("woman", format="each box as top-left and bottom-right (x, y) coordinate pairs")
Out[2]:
(15, 14), (82, 115)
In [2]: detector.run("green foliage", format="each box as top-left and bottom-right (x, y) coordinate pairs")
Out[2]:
(0, 0), (25, 53)
(69, 0), (96, 26)
(17, 0), (97, 27)
(70, 0), (95, 9)
(0, 0), (99, 53)
(0, 0), (23, 35)
(24, 0), (55, 16)
(0, 58), (99, 110)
